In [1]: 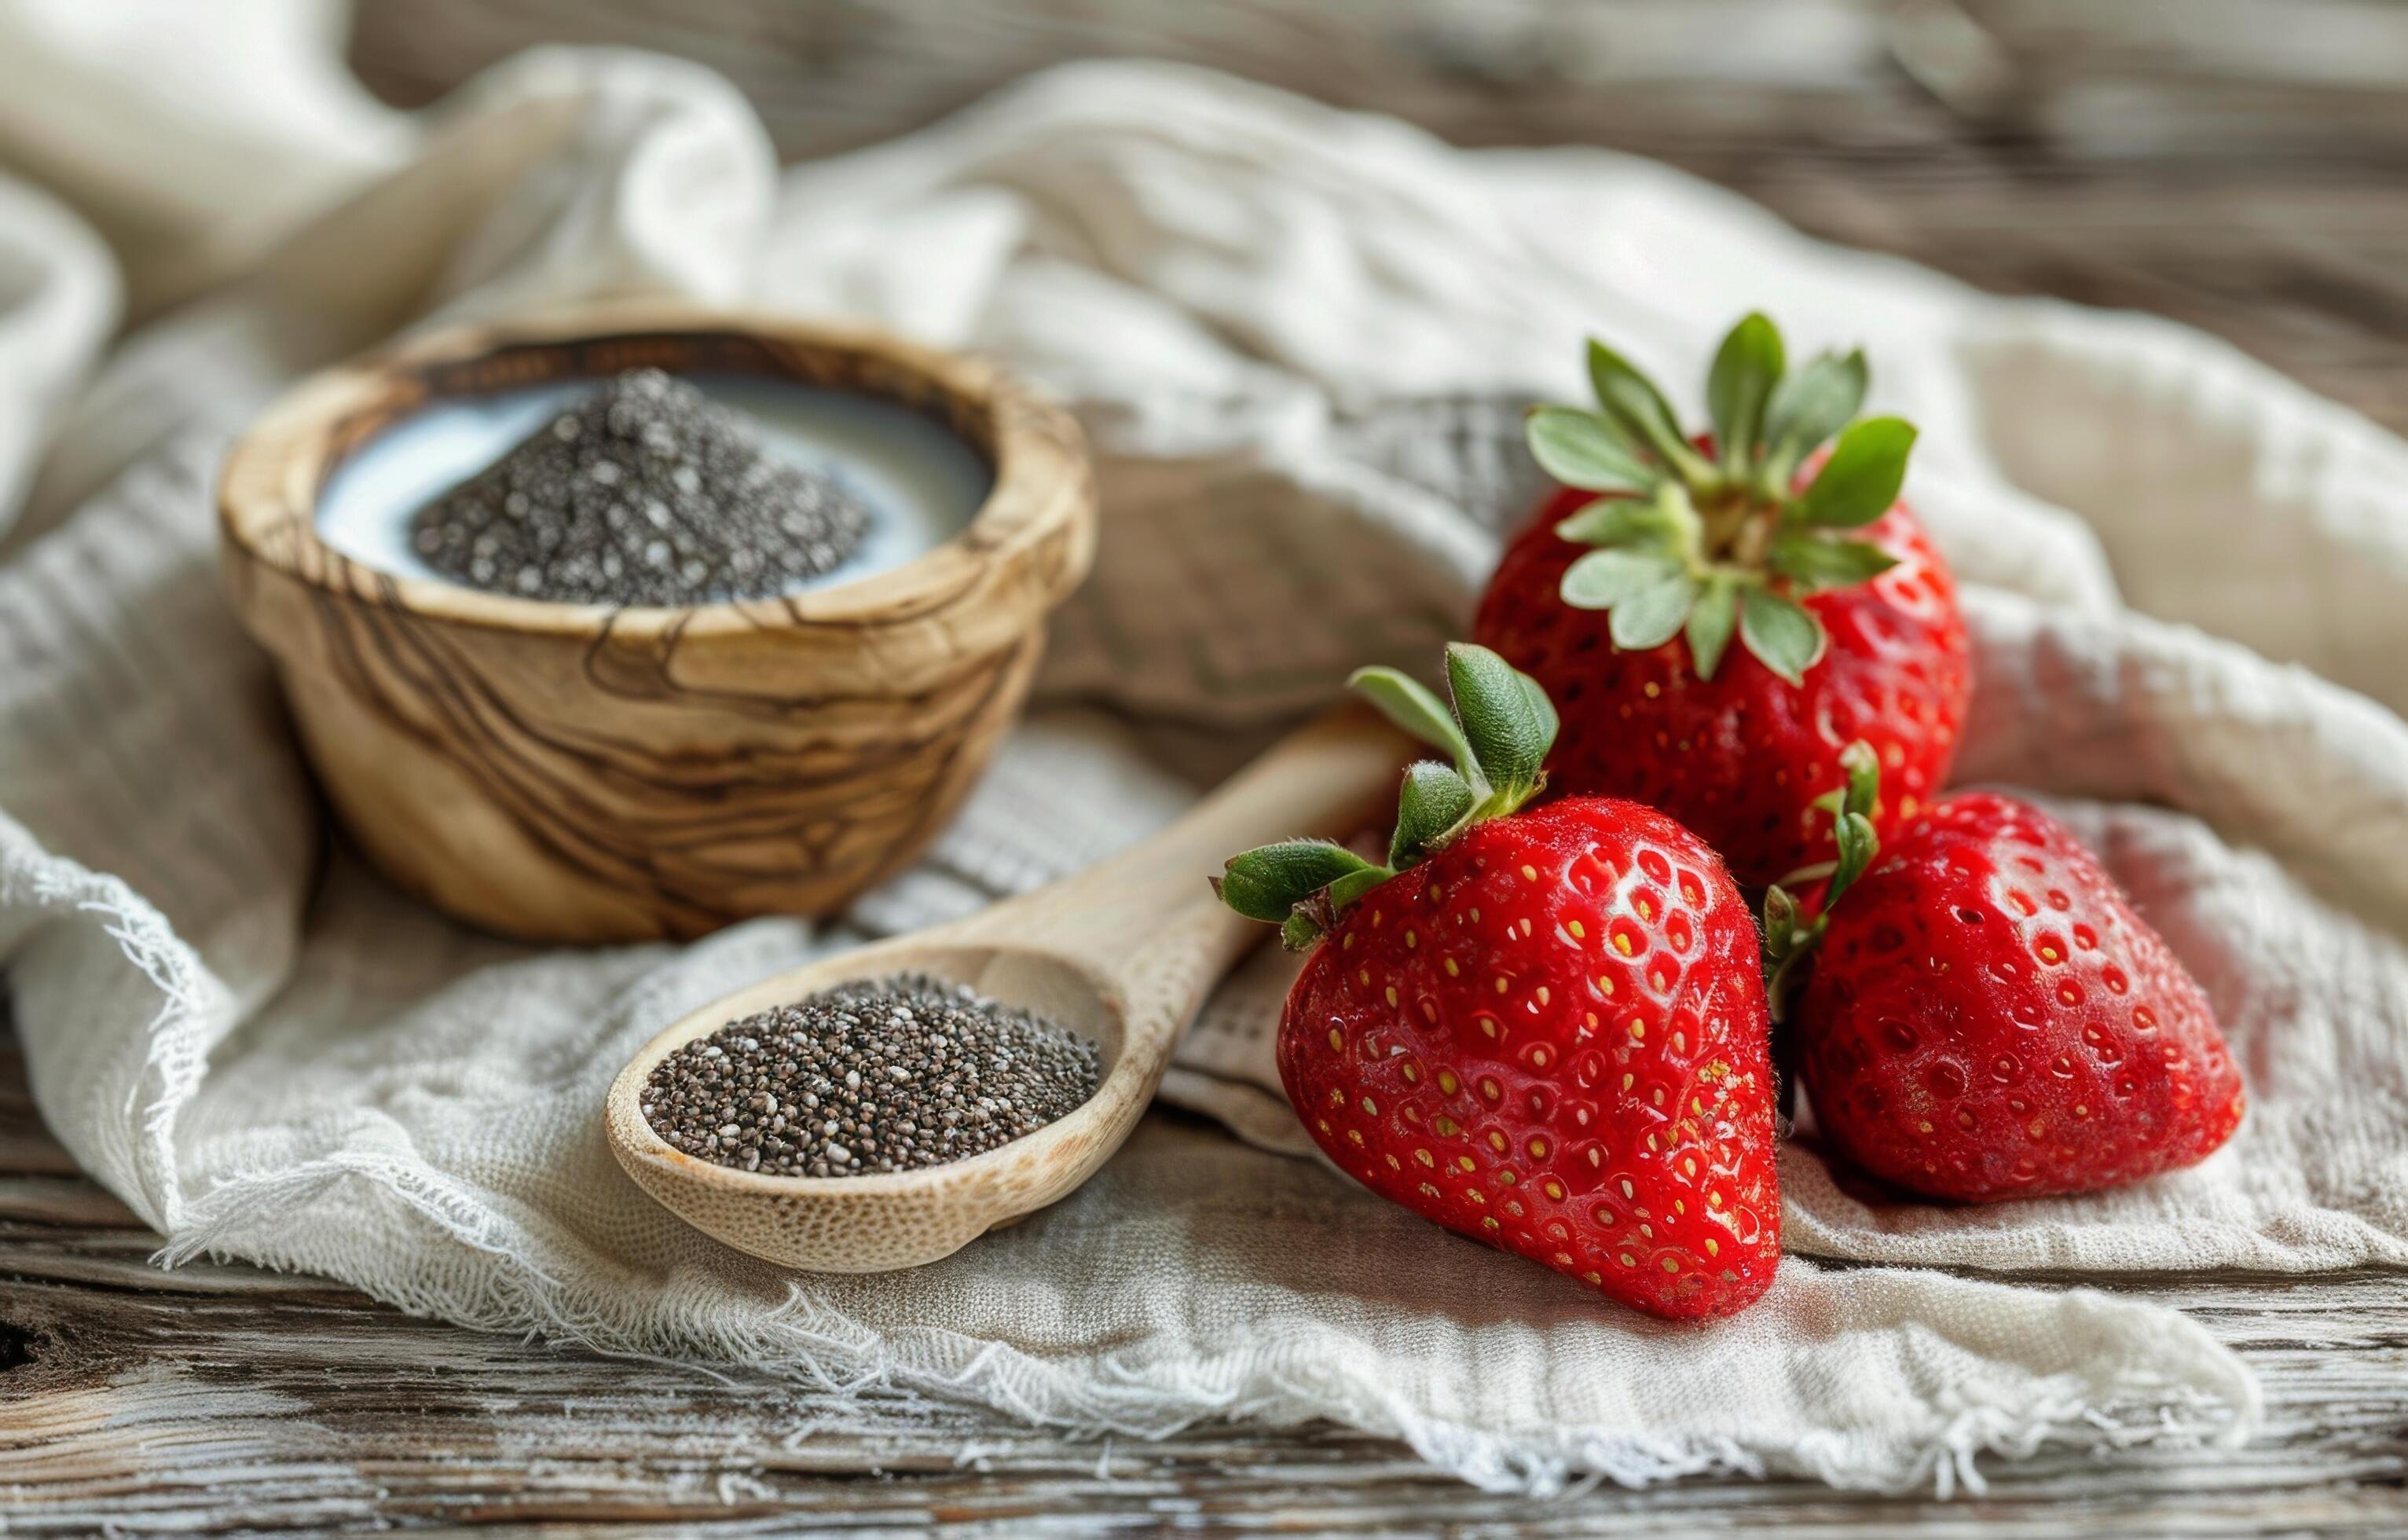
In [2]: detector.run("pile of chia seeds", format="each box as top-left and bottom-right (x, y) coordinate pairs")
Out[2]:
(641, 973), (1102, 1178)
(409, 368), (870, 606)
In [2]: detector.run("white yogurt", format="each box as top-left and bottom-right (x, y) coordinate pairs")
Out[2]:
(315, 372), (995, 597)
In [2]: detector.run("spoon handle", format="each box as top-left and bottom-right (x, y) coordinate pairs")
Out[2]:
(958, 702), (1413, 987)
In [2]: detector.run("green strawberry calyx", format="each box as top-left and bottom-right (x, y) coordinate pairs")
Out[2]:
(1761, 740), (1882, 1020)
(1527, 313), (1918, 686)
(1212, 642), (1559, 950)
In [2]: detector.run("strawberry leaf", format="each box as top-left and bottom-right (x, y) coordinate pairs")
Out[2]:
(1799, 416), (1917, 527)
(1837, 739), (1881, 822)
(1215, 840), (1380, 923)
(1762, 883), (1799, 948)
(1446, 642), (1556, 815)
(1763, 348), (1867, 472)
(1560, 548), (1681, 610)
(1518, 669), (1560, 757)
(1527, 407), (1653, 493)
(1831, 810), (1878, 904)
(1768, 532), (1899, 590)
(1817, 743), (1885, 914)
(1554, 497), (1669, 549)
(1685, 575), (1739, 680)
(1349, 666), (1475, 783)
(1609, 570), (1700, 651)
(1706, 313), (1784, 475)
(1588, 339), (1710, 481)
(1761, 879), (1814, 1022)
(1738, 587), (1826, 685)
(1328, 864), (1394, 911)
(1390, 761), (1477, 868)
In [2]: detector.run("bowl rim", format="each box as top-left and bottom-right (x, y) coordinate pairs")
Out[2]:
(216, 299), (1091, 643)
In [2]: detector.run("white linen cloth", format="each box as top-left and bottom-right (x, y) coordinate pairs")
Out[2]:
(9, 0), (2408, 1494)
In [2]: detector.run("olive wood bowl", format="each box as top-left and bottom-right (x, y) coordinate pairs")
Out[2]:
(603, 705), (1411, 1272)
(218, 302), (1094, 944)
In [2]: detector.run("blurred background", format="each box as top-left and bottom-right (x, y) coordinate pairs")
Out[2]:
(343, 0), (2408, 432)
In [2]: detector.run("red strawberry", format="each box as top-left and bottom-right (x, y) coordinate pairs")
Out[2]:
(1215, 644), (1780, 1320)
(1768, 750), (2245, 1201)
(1473, 315), (1971, 886)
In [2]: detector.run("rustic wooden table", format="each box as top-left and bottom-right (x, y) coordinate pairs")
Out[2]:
(7, 2), (2408, 1532)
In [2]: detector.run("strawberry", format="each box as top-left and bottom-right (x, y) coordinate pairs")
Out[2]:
(1473, 314), (1971, 886)
(1765, 747), (2245, 1201)
(1215, 644), (1780, 1320)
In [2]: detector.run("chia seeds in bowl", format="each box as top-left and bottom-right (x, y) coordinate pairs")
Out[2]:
(409, 367), (872, 606)
(641, 972), (1102, 1178)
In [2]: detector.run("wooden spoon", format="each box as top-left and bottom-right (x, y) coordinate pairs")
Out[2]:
(603, 705), (1409, 1271)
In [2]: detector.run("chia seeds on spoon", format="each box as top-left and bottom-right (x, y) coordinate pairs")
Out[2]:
(409, 368), (871, 606)
(641, 972), (1102, 1178)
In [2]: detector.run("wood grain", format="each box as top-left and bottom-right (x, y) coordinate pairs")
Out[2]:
(1, 1036), (2403, 1535)
(346, 0), (2408, 437)
(5, 1), (2406, 1531)
(218, 302), (1096, 944)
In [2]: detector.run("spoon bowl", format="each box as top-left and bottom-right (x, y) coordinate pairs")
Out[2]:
(603, 705), (1410, 1271)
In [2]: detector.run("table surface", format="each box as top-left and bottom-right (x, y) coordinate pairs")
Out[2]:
(7, 2), (2408, 1533)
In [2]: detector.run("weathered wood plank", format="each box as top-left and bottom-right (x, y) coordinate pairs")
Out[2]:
(2, 1040), (2405, 1532)
(2, 1263), (2405, 1535)
(345, 0), (2408, 434)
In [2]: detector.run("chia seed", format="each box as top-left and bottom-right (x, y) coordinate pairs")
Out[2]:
(410, 368), (871, 606)
(640, 972), (1101, 1178)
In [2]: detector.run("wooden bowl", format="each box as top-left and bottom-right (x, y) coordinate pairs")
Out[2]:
(217, 302), (1095, 944)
